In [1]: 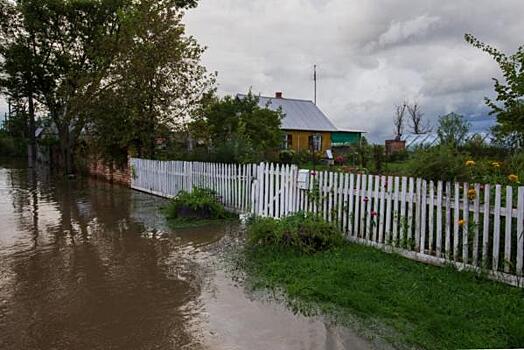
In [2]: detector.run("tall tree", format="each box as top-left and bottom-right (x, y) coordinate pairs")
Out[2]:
(88, 0), (215, 161)
(393, 101), (407, 140)
(437, 112), (470, 147)
(1, 0), (207, 171)
(407, 102), (431, 134)
(465, 34), (524, 149)
(201, 92), (283, 163)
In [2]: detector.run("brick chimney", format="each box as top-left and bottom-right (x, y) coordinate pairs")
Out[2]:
(275, 92), (283, 99)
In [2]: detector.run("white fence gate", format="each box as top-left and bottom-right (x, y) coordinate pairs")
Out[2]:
(130, 158), (524, 287)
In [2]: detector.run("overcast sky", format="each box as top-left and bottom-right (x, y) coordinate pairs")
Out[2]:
(1, 1), (522, 141)
(184, 0), (524, 141)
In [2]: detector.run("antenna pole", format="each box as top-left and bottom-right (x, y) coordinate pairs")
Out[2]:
(313, 64), (317, 105)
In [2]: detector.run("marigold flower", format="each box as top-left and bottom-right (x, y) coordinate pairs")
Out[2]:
(467, 189), (477, 200)
(458, 219), (465, 227)
(371, 211), (378, 217)
(310, 171), (317, 176)
(508, 174), (519, 183)
(465, 160), (476, 166)
(492, 161), (501, 168)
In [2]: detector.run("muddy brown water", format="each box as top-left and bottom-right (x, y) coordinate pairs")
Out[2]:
(0, 159), (373, 350)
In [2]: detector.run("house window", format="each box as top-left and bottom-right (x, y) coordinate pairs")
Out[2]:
(282, 133), (292, 149)
(309, 134), (322, 152)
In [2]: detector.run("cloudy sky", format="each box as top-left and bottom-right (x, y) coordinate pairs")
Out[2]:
(184, 0), (524, 141)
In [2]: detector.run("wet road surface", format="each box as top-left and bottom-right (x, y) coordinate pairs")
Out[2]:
(0, 159), (373, 350)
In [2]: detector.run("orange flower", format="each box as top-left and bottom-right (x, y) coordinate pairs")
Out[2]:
(465, 160), (476, 167)
(467, 189), (477, 200)
(492, 161), (501, 168)
(508, 174), (519, 183)
(458, 219), (465, 227)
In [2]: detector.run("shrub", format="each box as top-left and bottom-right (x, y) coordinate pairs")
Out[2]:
(247, 212), (345, 254)
(405, 145), (469, 181)
(164, 187), (234, 220)
(279, 149), (295, 163)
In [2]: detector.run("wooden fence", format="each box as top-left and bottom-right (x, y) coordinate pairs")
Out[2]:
(130, 158), (258, 213)
(130, 158), (524, 287)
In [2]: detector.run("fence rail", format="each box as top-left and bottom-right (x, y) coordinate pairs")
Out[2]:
(130, 158), (524, 287)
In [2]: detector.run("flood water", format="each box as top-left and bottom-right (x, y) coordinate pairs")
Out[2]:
(0, 159), (373, 350)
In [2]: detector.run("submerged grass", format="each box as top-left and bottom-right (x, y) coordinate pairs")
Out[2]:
(241, 243), (524, 350)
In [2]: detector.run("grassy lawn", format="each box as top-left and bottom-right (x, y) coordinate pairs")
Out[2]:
(242, 243), (524, 350)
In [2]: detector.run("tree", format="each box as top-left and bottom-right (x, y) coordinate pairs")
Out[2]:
(437, 112), (471, 147)
(87, 0), (215, 162)
(465, 34), (524, 149)
(393, 102), (407, 140)
(1, 0), (208, 171)
(407, 102), (431, 134)
(201, 92), (283, 163)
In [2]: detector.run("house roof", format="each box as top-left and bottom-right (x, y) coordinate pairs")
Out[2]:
(237, 94), (340, 132)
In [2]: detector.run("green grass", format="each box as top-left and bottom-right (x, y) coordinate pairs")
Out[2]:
(242, 243), (524, 350)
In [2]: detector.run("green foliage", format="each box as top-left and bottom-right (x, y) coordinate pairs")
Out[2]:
(0, 132), (25, 157)
(241, 243), (524, 350)
(372, 144), (385, 173)
(405, 145), (469, 181)
(279, 149), (295, 163)
(466, 34), (524, 149)
(164, 187), (234, 221)
(196, 92), (283, 163)
(247, 213), (345, 254)
(437, 112), (471, 147)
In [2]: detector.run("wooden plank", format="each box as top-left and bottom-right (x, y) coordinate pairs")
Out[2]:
(453, 182), (460, 261)
(372, 175), (380, 241)
(274, 164), (281, 217)
(463, 183), (470, 264)
(365, 175), (374, 241)
(420, 179), (427, 253)
(436, 181), (443, 257)
(342, 173), (349, 234)
(358, 174), (366, 238)
(328, 171), (334, 222)
(392, 176), (400, 245)
(414, 178), (422, 250)
(472, 183), (481, 266)
(348, 174), (355, 236)
(400, 177), (407, 246)
(504, 186), (513, 273)
(493, 185), (502, 271)
(384, 176), (393, 244)
(407, 178), (415, 246)
(428, 181), (435, 254)
(482, 184), (491, 265)
(516, 187), (524, 276)
(379, 176), (387, 243)
(445, 182), (452, 257)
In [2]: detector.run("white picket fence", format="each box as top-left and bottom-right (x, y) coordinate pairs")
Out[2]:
(130, 158), (258, 213)
(130, 158), (524, 287)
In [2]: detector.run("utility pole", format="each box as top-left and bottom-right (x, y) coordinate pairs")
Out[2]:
(313, 64), (317, 105)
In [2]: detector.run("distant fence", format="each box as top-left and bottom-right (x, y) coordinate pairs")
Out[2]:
(130, 158), (524, 287)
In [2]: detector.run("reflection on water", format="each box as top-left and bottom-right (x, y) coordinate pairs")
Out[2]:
(0, 160), (226, 349)
(0, 159), (374, 350)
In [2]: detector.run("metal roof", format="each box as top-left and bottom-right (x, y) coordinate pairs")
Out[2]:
(237, 94), (339, 132)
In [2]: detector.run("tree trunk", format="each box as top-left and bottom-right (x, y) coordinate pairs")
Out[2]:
(27, 92), (36, 167)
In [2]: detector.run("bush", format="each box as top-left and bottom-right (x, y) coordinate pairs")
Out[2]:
(247, 212), (345, 254)
(164, 187), (234, 220)
(405, 145), (469, 181)
(279, 149), (295, 163)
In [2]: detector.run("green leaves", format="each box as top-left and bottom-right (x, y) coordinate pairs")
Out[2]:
(466, 34), (524, 149)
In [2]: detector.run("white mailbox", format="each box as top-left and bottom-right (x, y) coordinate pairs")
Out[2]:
(297, 169), (310, 190)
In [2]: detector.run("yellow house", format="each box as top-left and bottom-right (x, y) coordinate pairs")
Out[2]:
(238, 92), (363, 154)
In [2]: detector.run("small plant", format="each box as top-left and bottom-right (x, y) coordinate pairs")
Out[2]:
(247, 212), (345, 254)
(164, 187), (235, 221)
